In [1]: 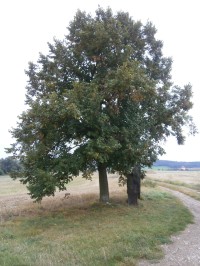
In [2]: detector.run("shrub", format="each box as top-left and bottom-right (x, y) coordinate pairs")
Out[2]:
(0, 168), (4, 176)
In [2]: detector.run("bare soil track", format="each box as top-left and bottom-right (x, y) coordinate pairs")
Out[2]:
(139, 187), (200, 266)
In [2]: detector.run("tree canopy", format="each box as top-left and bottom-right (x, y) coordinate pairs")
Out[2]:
(8, 7), (195, 202)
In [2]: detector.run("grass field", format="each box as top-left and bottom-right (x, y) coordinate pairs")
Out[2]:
(0, 175), (28, 195)
(146, 170), (200, 201)
(147, 170), (200, 185)
(0, 173), (194, 265)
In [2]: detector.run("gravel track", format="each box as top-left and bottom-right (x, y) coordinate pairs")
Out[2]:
(139, 188), (200, 266)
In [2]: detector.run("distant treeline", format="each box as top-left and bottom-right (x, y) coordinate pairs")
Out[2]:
(153, 160), (200, 169)
(1, 157), (200, 175)
(0, 157), (21, 175)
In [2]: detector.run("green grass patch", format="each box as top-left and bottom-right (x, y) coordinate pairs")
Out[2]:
(142, 179), (157, 188)
(0, 188), (193, 266)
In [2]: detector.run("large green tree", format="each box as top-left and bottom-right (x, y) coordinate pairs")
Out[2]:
(8, 7), (195, 202)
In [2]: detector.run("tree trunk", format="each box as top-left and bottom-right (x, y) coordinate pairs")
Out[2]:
(126, 165), (142, 205)
(98, 163), (109, 202)
(127, 173), (138, 205)
(138, 174), (141, 199)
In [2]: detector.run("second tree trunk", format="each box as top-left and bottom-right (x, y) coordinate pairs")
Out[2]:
(98, 163), (109, 202)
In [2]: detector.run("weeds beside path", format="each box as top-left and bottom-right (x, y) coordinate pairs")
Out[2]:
(139, 187), (200, 266)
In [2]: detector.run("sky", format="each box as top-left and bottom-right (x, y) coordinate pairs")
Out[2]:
(0, 0), (199, 161)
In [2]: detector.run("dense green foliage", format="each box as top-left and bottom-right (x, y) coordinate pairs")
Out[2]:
(8, 7), (195, 201)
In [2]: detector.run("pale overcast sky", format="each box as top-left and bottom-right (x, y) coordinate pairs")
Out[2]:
(0, 0), (199, 161)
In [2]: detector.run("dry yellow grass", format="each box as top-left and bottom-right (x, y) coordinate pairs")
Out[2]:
(0, 173), (124, 221)
(1, 170), (199, 221)
(0, 175), (28, 195)
(147, 170), (200, 185)
(146, 170), (200, 201)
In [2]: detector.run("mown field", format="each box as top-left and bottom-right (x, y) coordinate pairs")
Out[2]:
(0, 172), (194, 266)
(147, 170), (200, 201)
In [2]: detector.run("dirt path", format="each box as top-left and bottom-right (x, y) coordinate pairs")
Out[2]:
(139, 188), (200, 266)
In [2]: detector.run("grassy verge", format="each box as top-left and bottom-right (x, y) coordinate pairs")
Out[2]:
(146, 170), (200, 201)
(0, 187), (193, 266)
(154, 181), (200, 201)
(151, 178), (200, 191)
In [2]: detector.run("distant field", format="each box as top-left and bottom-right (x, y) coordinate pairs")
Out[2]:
(151, 166), (172, 171)
(0, 175), (28, 196)
(146, 170), (200, 200)
(0, 173), (118, 196)
(0, 172), (193, 265)
(147, 170), (200, 184)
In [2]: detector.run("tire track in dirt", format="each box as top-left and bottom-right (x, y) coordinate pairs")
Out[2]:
(139, 187), (200, 266)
